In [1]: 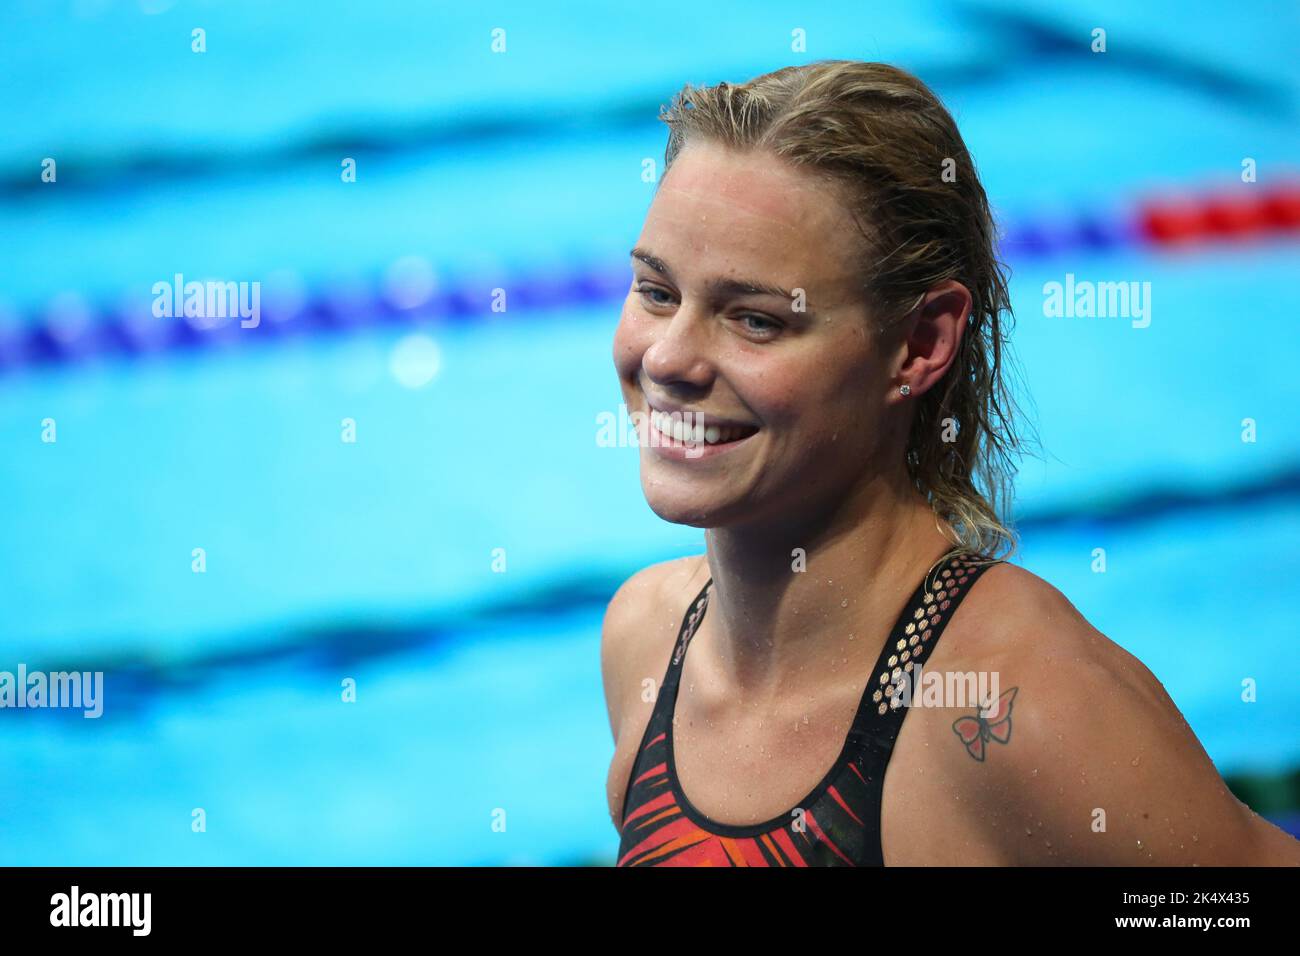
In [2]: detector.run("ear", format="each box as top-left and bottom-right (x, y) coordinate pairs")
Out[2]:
(890, 280), (972, 402)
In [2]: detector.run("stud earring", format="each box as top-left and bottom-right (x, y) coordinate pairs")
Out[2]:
(899, 384), (911, 396)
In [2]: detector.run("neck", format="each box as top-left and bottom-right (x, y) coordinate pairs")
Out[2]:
(701, 468), (956, 700)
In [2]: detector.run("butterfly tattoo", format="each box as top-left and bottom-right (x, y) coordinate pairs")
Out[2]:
(951, 687), (1018, 762)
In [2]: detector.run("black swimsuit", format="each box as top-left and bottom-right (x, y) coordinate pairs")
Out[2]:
(616, 546), (1001, 866)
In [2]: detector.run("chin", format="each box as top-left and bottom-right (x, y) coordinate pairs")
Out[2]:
(642, 481), (733, 528)
(639, 478), (748, 529)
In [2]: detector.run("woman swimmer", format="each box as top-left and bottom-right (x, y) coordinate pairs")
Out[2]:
(601, 60), (1300, 866)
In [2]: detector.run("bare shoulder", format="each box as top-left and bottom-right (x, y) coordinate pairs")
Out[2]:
(903, 560), (1300, 865)
(939, 561), (1166, 712)
(939, 560), (1115, 667)
(600, 554), (709, 744)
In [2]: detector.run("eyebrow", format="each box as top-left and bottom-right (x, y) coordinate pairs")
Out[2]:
(630, 247), (803, 305)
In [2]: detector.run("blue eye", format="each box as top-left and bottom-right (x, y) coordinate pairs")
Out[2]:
(635, 284), (674, 306)
(634, 284), (782, 337)
(740, 314), (780, 334)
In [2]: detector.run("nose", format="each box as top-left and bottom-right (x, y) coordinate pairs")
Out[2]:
(641, 307), (715, 392)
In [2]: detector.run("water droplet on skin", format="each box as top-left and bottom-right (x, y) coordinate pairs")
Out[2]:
(1031, 768), (1039, 777)
(840, 599), (849, 608)
(1131, 756), (1141, 767)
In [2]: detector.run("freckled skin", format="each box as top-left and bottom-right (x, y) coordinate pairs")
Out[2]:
(878, 563), (1300, 865)
(602, 142), (1300, 866)
(612, 140), (897, 531)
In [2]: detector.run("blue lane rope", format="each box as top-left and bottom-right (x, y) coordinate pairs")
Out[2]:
(4, 190), (1298, 375)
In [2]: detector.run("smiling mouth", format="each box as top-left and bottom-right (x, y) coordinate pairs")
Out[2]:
(648, 408), (759, 446)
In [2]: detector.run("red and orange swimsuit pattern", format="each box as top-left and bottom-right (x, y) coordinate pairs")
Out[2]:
(616, 547), (1001, 866)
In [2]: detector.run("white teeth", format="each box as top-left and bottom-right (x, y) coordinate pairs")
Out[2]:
(649, 408), (752, 445)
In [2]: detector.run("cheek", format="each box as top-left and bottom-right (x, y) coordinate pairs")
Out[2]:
(774, 360), (876, 441)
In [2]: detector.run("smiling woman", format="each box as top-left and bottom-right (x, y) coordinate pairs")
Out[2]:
(602, 59), (1300, 867)
(616, 61), (1029, 552)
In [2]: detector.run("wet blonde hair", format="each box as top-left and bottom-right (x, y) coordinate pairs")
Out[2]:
(657, 59), (1038, 561)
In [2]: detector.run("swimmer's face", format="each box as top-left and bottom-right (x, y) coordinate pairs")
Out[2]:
(612, 140), (902, 529)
